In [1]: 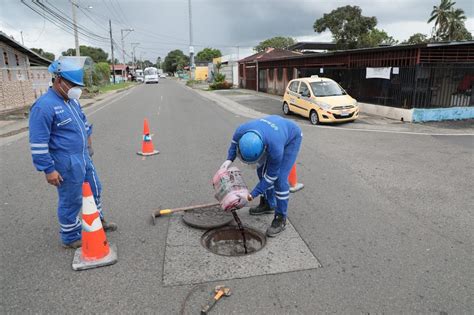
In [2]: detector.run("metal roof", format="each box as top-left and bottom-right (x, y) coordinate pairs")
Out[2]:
(0, 31), (52, 66)
(256, 41), (474, 63)
(288, 42), (338, 51)
(239, 48), (302, 63)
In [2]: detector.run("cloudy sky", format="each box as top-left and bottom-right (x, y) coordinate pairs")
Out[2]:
(1, 0), (473, 62)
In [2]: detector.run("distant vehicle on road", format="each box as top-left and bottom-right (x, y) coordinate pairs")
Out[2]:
(144, 67), (159, 84)
(135, 69), (144, 83)
(159, 73), (167, 78)
(283, 76), (359, 124)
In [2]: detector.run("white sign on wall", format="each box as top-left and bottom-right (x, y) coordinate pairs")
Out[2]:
(366, 67), (392, 80)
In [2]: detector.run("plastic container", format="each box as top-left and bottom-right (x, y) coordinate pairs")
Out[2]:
(212, 167), (249, 211)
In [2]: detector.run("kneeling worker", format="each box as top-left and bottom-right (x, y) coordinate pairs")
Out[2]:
(220, 115), (302, 237)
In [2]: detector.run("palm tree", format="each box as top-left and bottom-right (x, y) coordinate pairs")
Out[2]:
(428, 0), (455, 39)
(446, 8), (467, 40)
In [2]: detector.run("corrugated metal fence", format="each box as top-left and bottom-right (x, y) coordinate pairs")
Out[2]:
(298, 64), (473, 109)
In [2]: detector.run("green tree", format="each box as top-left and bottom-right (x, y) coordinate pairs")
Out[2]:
(92, 62), (110, 85)
(163, 50), (189, 73)
(62, 45), (108, 63)
(254, 36), (296, 52)
(402, 33), (429, 44)
(428, 0), (455, 39)
(359, 28), (398, 47)
(428, 0), (472, 41)
(445, 8), (471, 40)
(31, 48), (55, 61)
(314, 5), (377, 49)
(143, 60), (154, 68)
(196, 48), (222, 62)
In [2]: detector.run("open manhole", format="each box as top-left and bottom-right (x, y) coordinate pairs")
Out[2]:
(201, 226), (266, 256)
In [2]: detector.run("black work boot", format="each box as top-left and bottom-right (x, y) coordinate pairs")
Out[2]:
(101, 219), (118, 232)
(266, 214), (287, 237)
(249, 197), (275, 215)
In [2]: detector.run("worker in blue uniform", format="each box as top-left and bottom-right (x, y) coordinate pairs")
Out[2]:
(220, 115), (303, 237)
(29, 58), (117, 249)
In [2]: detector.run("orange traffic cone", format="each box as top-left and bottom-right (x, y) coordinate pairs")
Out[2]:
(288, 164), (304, 193)
(137, 118), (159, 156)
(72, 182), (118, 271)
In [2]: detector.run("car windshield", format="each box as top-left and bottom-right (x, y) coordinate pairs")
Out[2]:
(144, 68), (157, 75)
(310, 81), (346, 97)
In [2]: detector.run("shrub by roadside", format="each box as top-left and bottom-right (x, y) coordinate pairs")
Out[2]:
(209, 81), (232, 90)
(186, 80), (202, 87)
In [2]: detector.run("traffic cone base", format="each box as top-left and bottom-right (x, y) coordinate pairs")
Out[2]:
(137, 149), (160, 156)
(289, 182), (304, 193)
(72, 243), (118, 271)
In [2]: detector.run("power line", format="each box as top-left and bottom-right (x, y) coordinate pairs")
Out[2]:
(113, 0), (131, 26)
(21, 0), (111, 49)
(40, 0), (109, 40)
(27, 0), (108, 42)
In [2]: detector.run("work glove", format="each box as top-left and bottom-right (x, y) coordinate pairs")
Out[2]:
(225, 193), (251, 211)
(220, 160), (232, 170)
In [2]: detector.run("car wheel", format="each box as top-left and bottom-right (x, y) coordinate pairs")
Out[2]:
(283, 102), (291, 115)
(309, 110), (320, 125)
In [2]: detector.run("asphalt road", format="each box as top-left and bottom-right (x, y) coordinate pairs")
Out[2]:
(1, 80), (473, 313)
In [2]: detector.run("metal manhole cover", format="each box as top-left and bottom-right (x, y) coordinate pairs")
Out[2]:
(182, 206), (234, 229)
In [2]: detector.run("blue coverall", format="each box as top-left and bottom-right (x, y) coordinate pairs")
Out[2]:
(29, 88), (103, 245)
(227, 115), (302, 218)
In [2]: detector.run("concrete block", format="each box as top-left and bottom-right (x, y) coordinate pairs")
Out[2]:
(358, 102), (413, 122)
(163, 211), (321, 286)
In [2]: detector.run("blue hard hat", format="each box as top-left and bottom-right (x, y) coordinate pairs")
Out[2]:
(238, 131), (265, 163)
(48, 59), (84, 86)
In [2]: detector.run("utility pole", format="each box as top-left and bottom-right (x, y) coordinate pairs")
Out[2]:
(188, 0), (194, 79)
(131, 43), (140, 71)
(109, 19), (116, 84)
(121, 29), (134, 65)
(120, 28), (134, 80)
(71, 0), (80, 56)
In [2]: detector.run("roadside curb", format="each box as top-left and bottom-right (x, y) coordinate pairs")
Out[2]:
(184, 85), (264, 119)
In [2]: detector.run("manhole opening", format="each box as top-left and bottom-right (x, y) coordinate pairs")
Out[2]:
(201, 226), (266, 256)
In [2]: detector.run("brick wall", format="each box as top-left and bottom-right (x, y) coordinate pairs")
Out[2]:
(0, 42), (47, 113)
(0, 70), (35, 112)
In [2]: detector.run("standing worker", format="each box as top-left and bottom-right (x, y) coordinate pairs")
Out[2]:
(29, 58), (117, 249)
(220, 115), (303, 237)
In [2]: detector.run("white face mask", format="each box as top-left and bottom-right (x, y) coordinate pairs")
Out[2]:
(67, 87), (82, 100)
